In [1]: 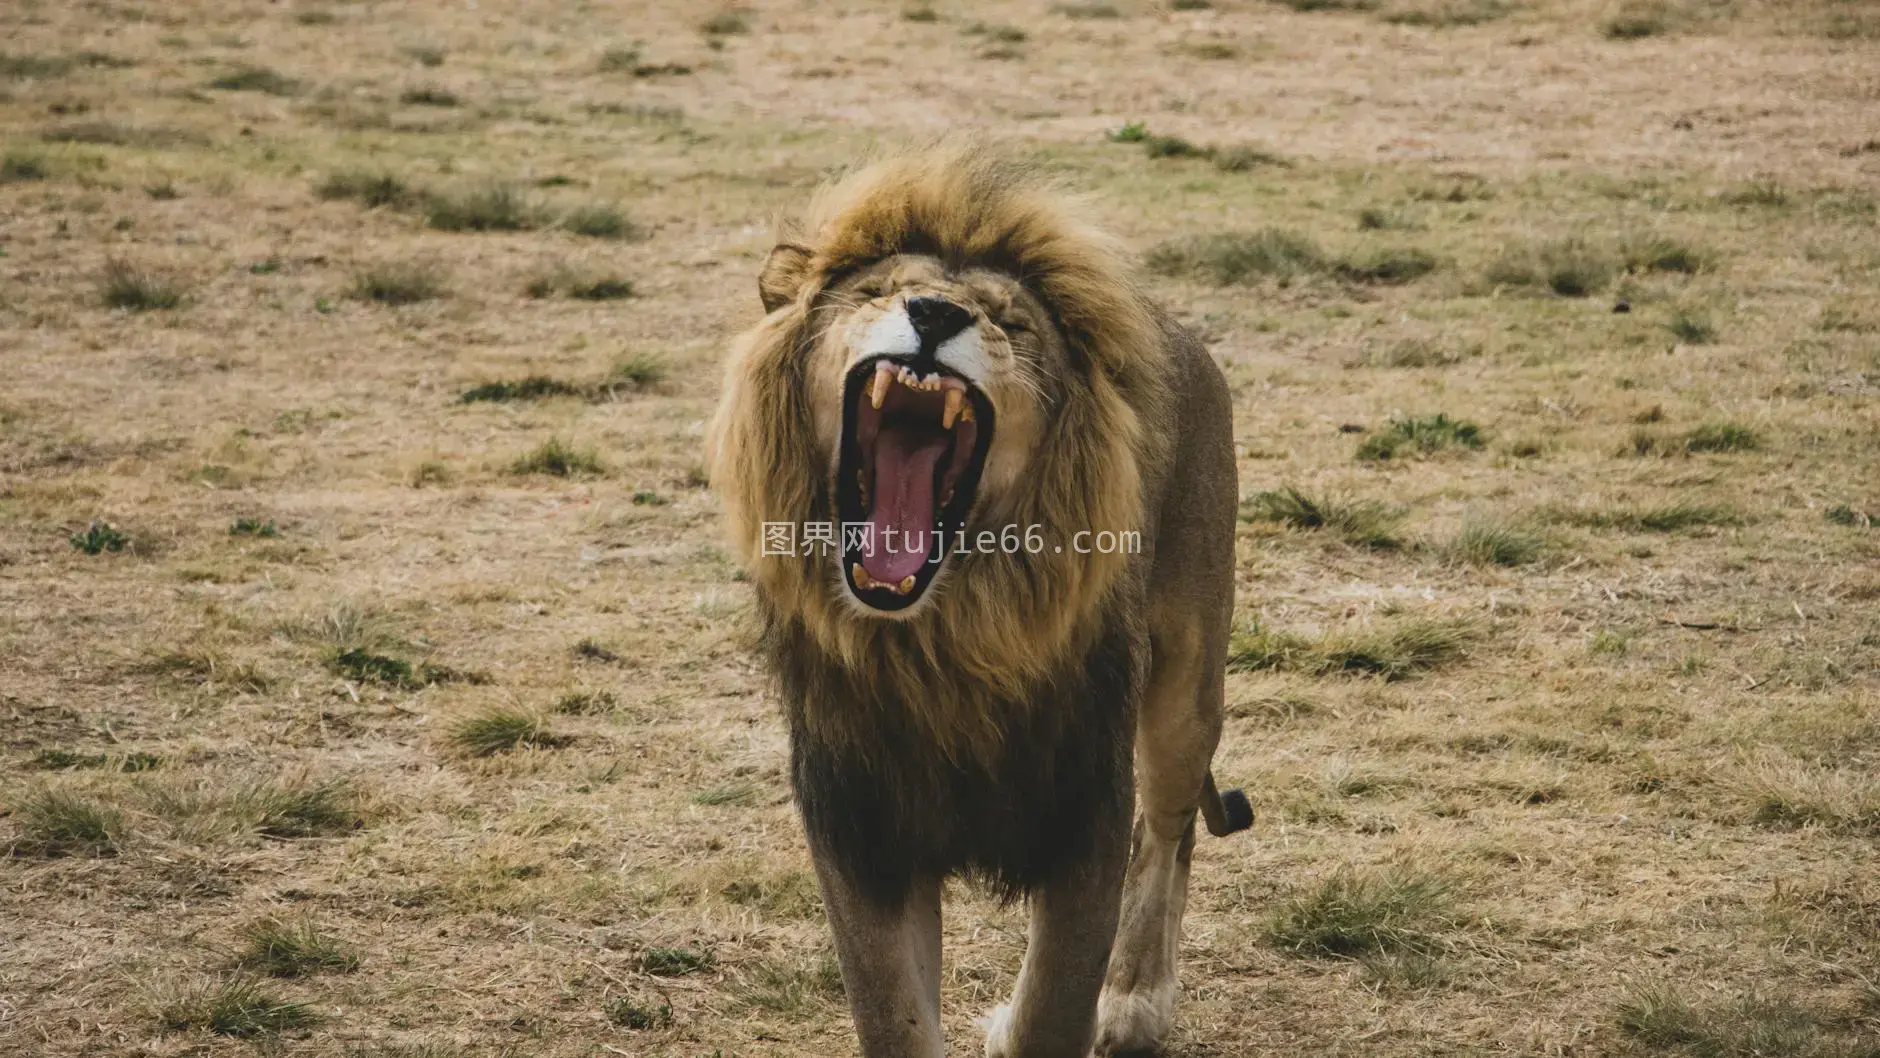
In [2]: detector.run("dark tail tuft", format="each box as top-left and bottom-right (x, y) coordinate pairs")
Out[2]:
(1217, 787), (1253, 834)
(1200, 771), (1255, 837)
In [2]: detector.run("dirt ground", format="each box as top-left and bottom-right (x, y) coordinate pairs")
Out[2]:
(2, 1), (1877, 1056)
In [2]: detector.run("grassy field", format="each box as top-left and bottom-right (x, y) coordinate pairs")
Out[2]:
(3, 1), (1877, 1055)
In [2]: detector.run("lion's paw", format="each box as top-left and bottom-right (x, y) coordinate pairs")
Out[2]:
(980, 1003), (1015, 1058)
(1093, 983), (1177, 1058)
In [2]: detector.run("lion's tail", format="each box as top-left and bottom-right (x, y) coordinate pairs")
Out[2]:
(1200, 771), (1254, 838)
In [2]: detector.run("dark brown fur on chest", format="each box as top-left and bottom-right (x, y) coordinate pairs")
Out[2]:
(763, 606), (1140, 908)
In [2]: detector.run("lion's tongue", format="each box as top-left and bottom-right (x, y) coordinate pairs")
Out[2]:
(863, 427), (946, 585)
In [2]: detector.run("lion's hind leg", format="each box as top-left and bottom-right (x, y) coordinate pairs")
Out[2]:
(1094, 620), (1225, 1057)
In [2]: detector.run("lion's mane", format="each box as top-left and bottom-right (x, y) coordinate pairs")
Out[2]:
(709, 144), (1171, 768)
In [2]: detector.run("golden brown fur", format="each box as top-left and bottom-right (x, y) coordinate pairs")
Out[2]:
(708, 145), (1170, 767)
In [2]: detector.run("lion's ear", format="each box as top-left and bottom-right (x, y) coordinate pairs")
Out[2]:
(758, 243), (814, 313)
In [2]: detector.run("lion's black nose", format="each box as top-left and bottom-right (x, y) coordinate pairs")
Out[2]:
(905, 296), (974, 351)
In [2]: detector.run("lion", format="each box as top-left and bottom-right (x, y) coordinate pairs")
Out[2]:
(708, 144), (1251, 1058)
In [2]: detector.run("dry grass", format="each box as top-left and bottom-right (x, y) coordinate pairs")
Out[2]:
(2, 2), (1877, 1055)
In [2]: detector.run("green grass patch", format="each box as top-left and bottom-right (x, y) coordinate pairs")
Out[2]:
(562, 202), (638, 240)
(1380, 0), (1508, 27)
(640, 947), (715, 976)
(460, 377), (584, 403)
(1824, 504), (1871, 529)
(424, 184), (541, 232)
(1147, 229), (1325, 284)
(1484, 238), (1613, 297)
(553, 690), (619, 715)
(1545, 502), (1741, 533)
(154, 976), (317, 1037)
(208, 65), (301, 95)
(735, 959), (845, 1014)
(1332, 245), (1439, 284)
(102, 258), (185, 311)
(229, 518), (280, 538)
(32, 749), (160, 771)
(1604, 1), (1672, 39)
(1, 150), (49, 182)
(1622, 235), (1710, 275)
(1053, 2), (1122, 17)
(1355, 414), (1484, 461)
(241, 778), (362, 838)
(1666, 309), (1716, 344)
(1361, 337), (1471, 367)
(609, 996), (675, 1029)
(511, 438), (604, 477)
(10, 788), (121, 856)
(693, 783), (759, 807)
(1241, 486), (1405, 548)
(1110, 125), (1288, 172)
(350, 260), (447, 304)
(1447, 518), (1542, 566)
(1228, 618), (1476, 680)
(609, 352), (668, 388)
(1617, 986), (1854, 1057)
(964, 22), (1029, 42)
(1721, 179), (1788, 208)
(597, 46), (642, 72)
(526, 265), (635, 300)
(570, 276), (634, 299)
(1274, 0), (1378, 11)
(1141, 133), (1210, 160)
(1148, 229), (1434, 286)
(1211, 145), (1289, 171)
(332, 648), (415, 686)
(1682, 421), (1759, 453)
(700, 11), (752, 35)
(399, 84), (458, 106)
(70, 520), (129, 554)
(448, 708), (566, 756)
(1, 53), (80, 78)
(237, 919), (360, 976)
(1267, 868), (1457, 958)
(316, 170), (414, 208)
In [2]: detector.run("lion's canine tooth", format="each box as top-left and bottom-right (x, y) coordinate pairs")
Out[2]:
(897, 575), (915, 593)
(851, 563), (872, 589)
(870, 362), (895, 409)
(942, 388), (963, 429)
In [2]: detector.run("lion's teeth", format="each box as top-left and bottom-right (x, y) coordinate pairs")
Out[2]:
(852, 563), (873, 589)
(897, 575), (916, 593)
(870, 363), (894, 409)
(958, 403), (974, 423)
(942, 388), (963, 429)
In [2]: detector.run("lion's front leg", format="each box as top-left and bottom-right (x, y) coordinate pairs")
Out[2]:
(810, 850), (946, 1058)
(984, 812), (1131, 1058)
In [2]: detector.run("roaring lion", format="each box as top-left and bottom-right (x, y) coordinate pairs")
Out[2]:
(708, 145), (1251, 1058)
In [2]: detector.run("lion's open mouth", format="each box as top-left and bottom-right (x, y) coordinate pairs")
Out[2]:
(836, 357), (994, 611)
